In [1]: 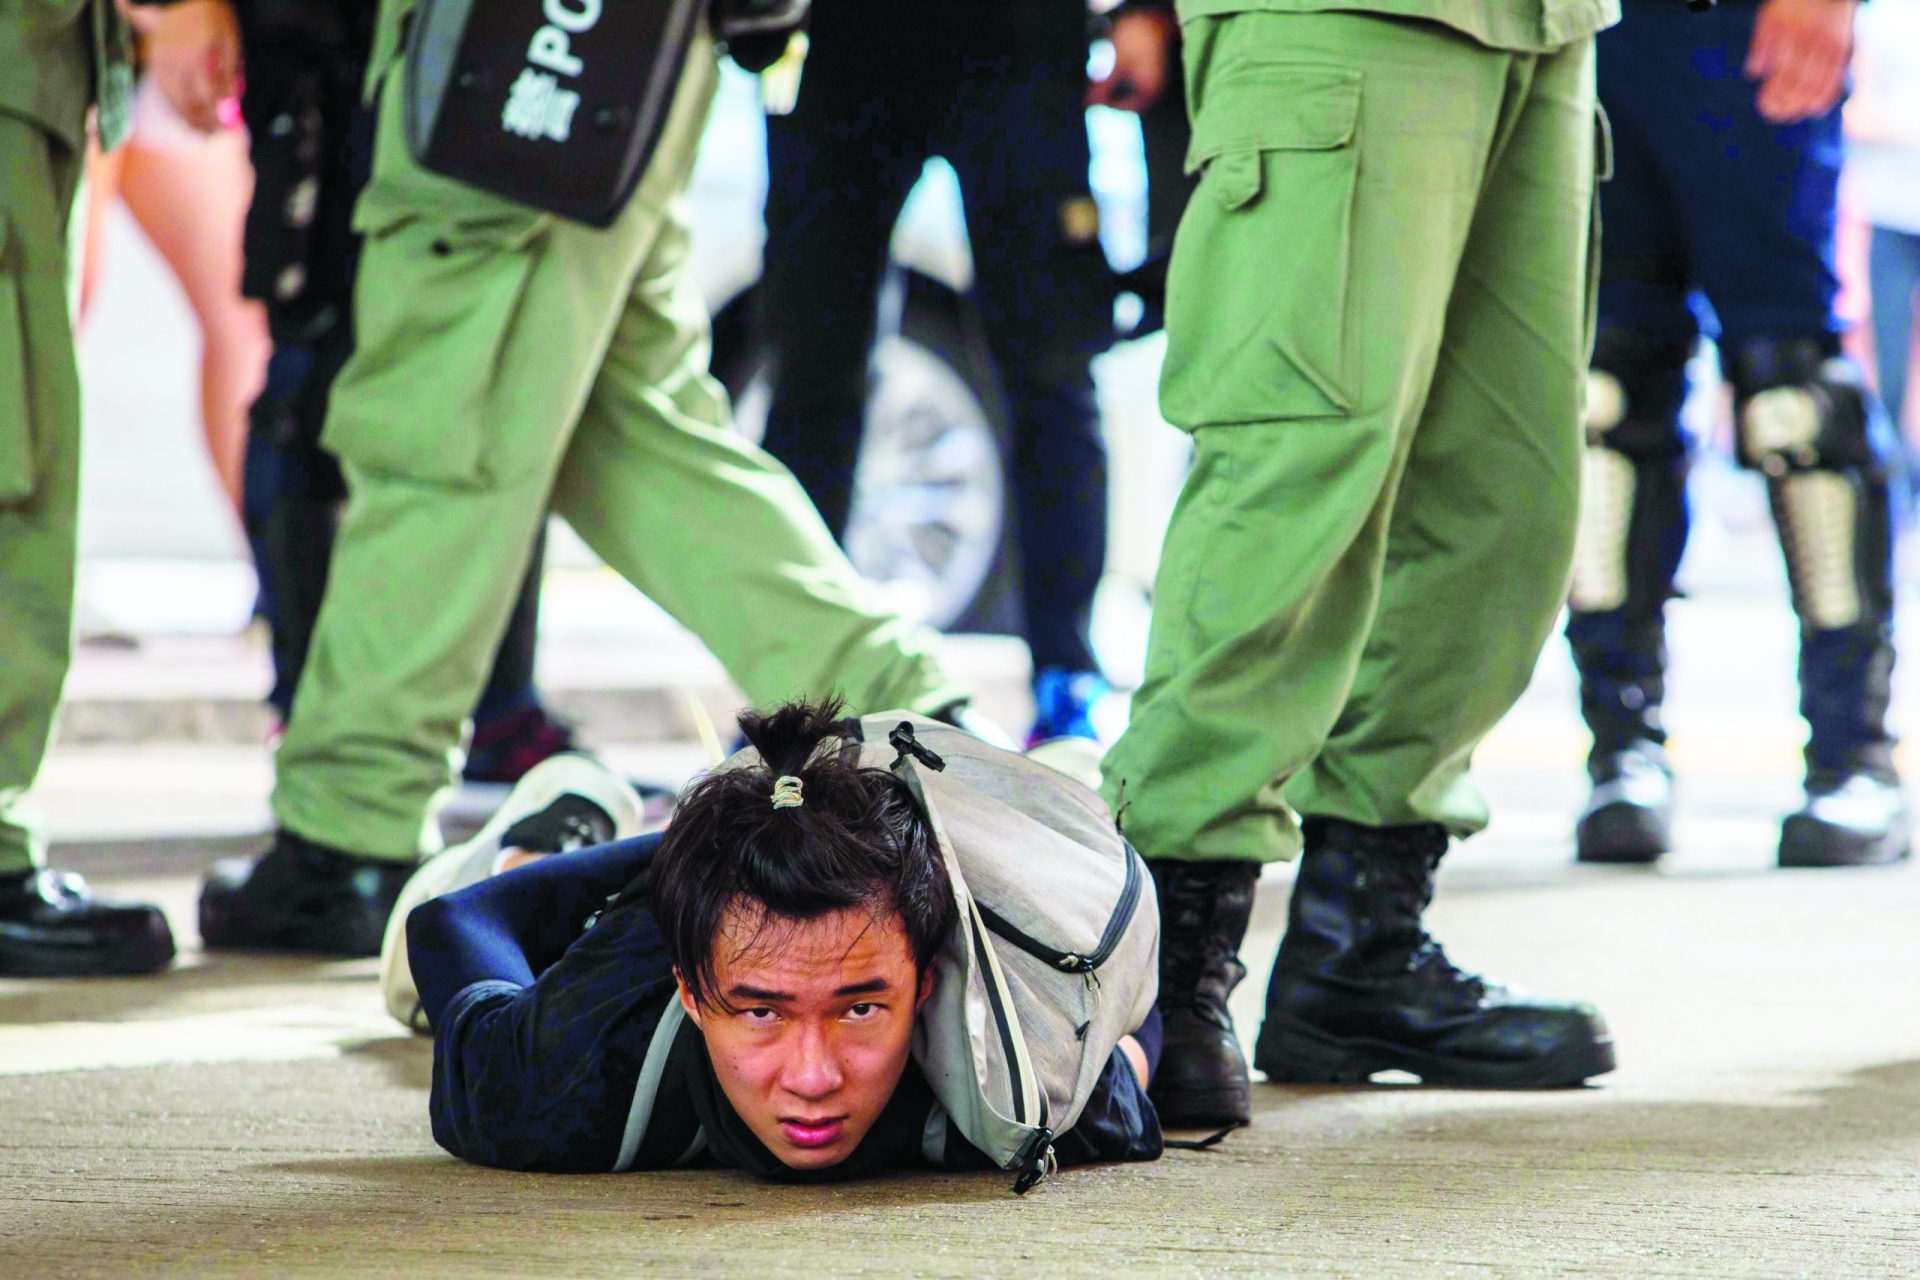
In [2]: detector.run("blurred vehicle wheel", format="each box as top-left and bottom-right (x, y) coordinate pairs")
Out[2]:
(711, 267), (1016, 632)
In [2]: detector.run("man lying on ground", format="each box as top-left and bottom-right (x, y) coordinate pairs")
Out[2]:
(390, 700), (1163, 1181)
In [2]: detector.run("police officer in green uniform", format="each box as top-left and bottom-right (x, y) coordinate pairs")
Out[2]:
(1100, 0), (1624, 1126)
(189, 1), (977, 956)
(0, 0), (179, 977)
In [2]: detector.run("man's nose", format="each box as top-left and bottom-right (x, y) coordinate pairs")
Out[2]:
(778, 1022), (845, 1099)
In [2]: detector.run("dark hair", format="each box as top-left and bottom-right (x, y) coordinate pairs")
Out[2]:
(650, 698), (953, 1010)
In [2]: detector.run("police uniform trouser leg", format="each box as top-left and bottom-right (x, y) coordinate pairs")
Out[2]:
(0, 112), (176, 975)
(1106, 13), (1613, 1104)
(1103, 13), (1600, 867)
(0, 115), (82, 878)
(273, 43), (961, 861)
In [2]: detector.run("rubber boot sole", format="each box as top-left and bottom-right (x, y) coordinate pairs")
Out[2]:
(1253, 1013), (1617, 1089)
(0, 913), (176, 978)
(1778, 811), (1913, 868)
(1575, 800), (1669, 865)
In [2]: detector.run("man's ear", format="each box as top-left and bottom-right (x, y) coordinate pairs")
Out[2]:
(675, 969), (704, 1027)
(914, 966), (937, 1014)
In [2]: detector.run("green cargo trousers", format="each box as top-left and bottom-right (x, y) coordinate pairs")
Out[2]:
(273, 34), (962, 860)
(0, 114), (83, 876)
(1101, 11), (1602, 865)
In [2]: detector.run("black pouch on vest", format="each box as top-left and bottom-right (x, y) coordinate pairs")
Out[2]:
(401, 0), (704, 227)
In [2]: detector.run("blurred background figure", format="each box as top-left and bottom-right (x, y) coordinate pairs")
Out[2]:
(1567, 0), (1908, 870)
(1846, 0), (1920, 470)
(78, 56), (267, 521)
(745, 0), (1127, 746)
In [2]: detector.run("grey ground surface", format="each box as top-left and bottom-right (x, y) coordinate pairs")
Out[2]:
(32, 100), (1920, 1278)
(6, 594), (1920, 1278)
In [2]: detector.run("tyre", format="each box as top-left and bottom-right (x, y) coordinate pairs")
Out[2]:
(711, 266), (1017, 633)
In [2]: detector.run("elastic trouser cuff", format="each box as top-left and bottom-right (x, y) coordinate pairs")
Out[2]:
(1107, 786), (1299, 866)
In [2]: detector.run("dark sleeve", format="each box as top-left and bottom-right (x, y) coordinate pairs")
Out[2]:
(412, 836), (697, 1173)
(1051, 1048), (1164, 1167)
(406, 834), (662, 1027)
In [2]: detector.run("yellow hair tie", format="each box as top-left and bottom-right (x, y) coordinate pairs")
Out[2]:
(771, 775), (805, 810)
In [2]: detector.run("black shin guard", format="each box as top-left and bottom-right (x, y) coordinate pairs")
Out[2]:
(1725, 338), (1900, 778)
(1566, 330), (1695, 761)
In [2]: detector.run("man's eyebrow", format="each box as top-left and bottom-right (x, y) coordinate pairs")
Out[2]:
(723, 978), (896, 1003)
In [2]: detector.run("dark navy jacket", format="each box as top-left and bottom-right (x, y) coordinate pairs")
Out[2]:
(407, 835), (1162, 1178)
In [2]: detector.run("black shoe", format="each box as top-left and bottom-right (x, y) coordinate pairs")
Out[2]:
(1576, 741), (1673, 865)
(199, 832), (415, 956)
(1148, 858), (1259, 1127)
(1778, 771), (1911, 868)
(1255, 819), (1615, 1088)
(0, 869), (175, 977)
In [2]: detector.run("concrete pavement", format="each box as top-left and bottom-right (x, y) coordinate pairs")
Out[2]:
(4, 591), (1918, 1277)
(38, 84), (1920, 1278)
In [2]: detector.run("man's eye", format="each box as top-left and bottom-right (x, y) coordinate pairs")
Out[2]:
(847, 1003), (880, 1020)
(743, 1007), (778, 1023)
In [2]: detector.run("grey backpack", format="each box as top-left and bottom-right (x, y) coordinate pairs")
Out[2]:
(768, 713), (1159, 1192)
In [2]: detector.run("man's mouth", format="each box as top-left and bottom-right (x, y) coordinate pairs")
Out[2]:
(778, 1116), (847, 1149)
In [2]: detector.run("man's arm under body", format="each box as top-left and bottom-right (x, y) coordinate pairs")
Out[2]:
(408, 836), (692, 1173)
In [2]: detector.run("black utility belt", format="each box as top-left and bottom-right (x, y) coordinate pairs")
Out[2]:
(403, 0), (806, 227)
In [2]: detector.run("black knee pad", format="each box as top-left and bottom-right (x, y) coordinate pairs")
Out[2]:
(1724, 337), (1896, 632)
(1570, 331), (1692, 616)
(1586, 329), (1692, 459)
(1724, 336), (1884, 477)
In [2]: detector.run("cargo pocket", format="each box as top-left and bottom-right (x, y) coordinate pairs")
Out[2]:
(0, 262), (32, 503)
(1160, 63), (1361, 428)
(321, 207), (544, 487)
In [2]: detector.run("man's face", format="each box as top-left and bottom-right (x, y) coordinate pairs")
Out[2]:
(680, 902), (932, 1172)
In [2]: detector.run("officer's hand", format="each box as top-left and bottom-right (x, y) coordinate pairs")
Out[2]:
(1087, 8), (1177, 114)
(130, 0), (241, 134)
(1746, 0), (1857, 125)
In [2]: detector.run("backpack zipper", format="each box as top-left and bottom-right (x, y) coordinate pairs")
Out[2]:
(974, 841), (1143, 975)
(969, 908), (1032, 1125)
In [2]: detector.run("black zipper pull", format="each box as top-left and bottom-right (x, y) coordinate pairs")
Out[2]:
(889, 722), (947, 772)
(1010, 1128), (1056, 1195)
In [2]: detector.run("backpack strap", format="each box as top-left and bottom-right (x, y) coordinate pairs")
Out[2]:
(612, 998), (690, 1172)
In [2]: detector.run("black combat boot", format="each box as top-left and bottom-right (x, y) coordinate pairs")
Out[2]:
(1566, 614), (1677, 865)
(200, 832), (415, 956)
(1577, 739), (1674, 865)
(1781, 770), (1911, 867)
(1255, 819), (1615, 1088)
(1780, 627), (1909, 868)
(1148, 858), (1259, 1127)
(0, 869), (175, 977)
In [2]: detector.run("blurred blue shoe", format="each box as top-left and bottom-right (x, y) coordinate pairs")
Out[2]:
(1027, 667), (1109, 748)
